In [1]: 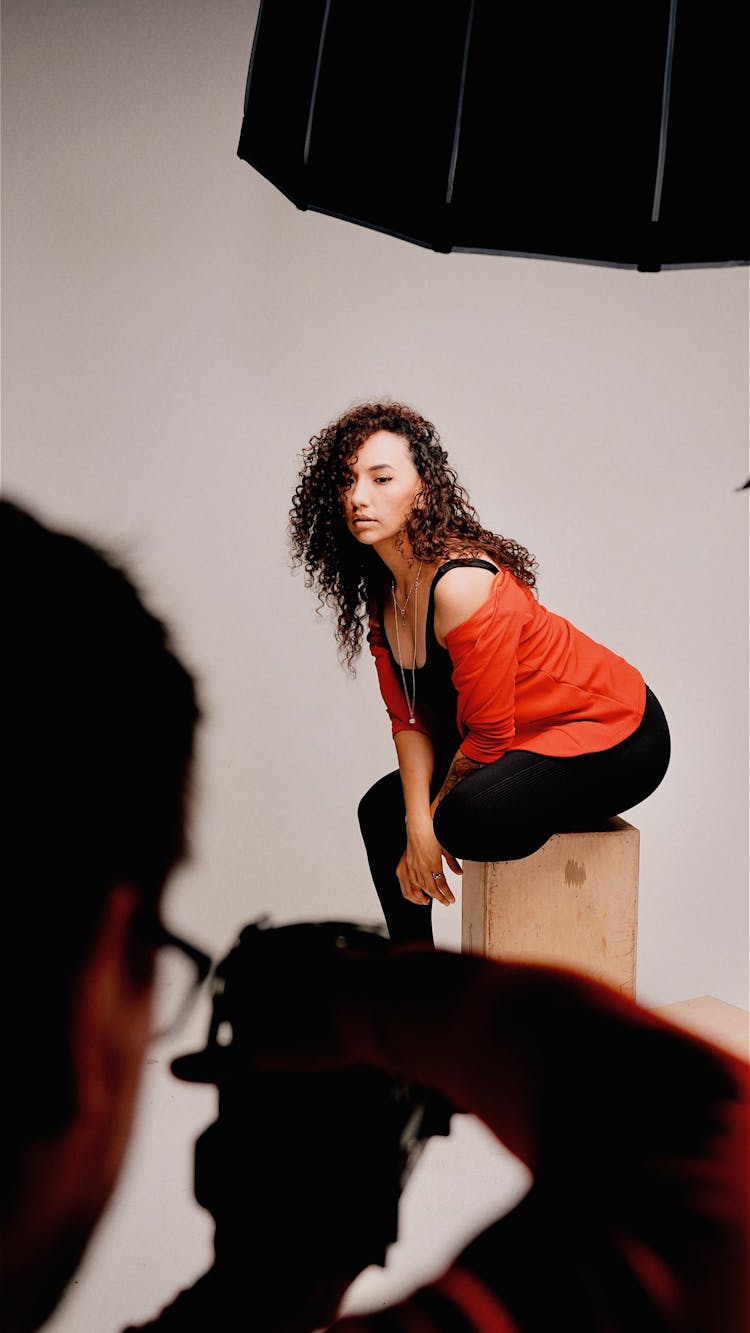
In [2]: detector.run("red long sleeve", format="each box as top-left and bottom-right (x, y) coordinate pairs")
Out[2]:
(366, 604), (431, 739)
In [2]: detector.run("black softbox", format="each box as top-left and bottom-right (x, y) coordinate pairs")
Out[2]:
(237, 0), (748, 271)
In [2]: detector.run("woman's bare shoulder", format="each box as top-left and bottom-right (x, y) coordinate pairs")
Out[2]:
(433, 560), (500, 642)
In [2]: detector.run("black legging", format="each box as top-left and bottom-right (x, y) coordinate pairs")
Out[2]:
(358, 687), (670, 946)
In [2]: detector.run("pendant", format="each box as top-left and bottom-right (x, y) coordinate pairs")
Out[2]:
(408, 716), (416, 725)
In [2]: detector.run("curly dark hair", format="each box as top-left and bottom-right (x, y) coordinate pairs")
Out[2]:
(289, 401), (537, 670)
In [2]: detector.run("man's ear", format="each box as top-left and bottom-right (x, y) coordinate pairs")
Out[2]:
(71, 884), (152, 1121)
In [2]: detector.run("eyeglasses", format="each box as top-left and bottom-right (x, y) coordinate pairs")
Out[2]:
(136, 912), (213, 1041)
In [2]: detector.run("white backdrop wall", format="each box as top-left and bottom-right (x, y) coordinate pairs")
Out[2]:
(2, 1), (748, 1328)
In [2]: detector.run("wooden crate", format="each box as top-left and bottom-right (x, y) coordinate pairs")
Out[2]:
(655, 996), (749, 1060)
(461, 817), (639, 997)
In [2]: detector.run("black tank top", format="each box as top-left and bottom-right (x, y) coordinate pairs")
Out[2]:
(382, 558), (499, 778)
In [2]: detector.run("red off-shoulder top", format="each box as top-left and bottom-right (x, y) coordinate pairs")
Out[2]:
(367, 568), (646, 763)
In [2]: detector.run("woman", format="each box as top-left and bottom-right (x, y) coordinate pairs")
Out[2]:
(289, 402), (670, 946)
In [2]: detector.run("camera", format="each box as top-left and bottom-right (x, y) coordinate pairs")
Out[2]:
(171, 919), (453, 1293)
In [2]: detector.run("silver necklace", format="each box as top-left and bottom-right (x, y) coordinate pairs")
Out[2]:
(392, 561), (423, 624)
(391, 567), (422, 725)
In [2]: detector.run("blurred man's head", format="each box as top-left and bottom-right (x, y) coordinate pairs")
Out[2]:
(1, 498), (199, 1331)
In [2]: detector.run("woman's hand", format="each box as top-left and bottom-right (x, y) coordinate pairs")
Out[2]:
(397, 813), (461, 907)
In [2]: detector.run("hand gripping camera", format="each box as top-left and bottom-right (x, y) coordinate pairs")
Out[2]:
(171, 919), (453, 1302)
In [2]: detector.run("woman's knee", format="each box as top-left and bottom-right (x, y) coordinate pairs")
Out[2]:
(433, 778), (552, 862)
(432, 787), (468, 852)
(358, 770), (403, 839)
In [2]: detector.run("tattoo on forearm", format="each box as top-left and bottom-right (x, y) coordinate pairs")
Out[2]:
(436, 753), (484, 806)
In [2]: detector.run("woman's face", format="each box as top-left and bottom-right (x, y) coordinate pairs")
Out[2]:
(341, 431), (422, 547)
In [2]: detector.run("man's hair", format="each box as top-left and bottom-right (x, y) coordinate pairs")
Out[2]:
(1, 499), (199, 1162)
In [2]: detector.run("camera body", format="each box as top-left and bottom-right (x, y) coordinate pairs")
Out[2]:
(173, 919), (452, 1286)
